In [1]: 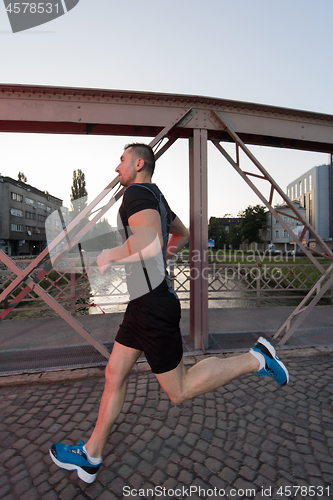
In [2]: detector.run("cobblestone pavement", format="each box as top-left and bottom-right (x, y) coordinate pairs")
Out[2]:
(0, 354), (332, 500)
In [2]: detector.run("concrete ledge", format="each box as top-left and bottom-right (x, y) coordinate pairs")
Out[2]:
(0, 346), (331, 387)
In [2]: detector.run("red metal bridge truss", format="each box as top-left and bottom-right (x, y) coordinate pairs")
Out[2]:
(1, 84), (333, 355)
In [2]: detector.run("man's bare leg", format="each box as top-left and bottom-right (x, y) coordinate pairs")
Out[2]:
(155, 353), (260, 404)
(85, 341), (142, 458)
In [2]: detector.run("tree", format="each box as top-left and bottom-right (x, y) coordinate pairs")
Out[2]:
(18, 172), (27, 182)
(227, 224), (242, 248)
(208, 217), (228, 250)
(238, 205), (267, 244)
(84, 217), (118, 252)
(70, 169), (88, 216)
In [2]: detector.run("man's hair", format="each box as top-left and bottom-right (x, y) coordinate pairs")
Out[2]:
(125, 143), (155, 176)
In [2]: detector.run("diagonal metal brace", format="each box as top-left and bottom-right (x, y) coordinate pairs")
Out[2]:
(24, 276), (110, 359)
(273, 263), (333, 345)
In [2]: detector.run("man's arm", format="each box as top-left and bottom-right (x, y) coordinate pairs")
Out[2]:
(166, 216), (190, 261)
(97, 209), (162, 274)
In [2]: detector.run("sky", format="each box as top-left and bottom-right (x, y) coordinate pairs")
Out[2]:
(1, 0), (333, 226)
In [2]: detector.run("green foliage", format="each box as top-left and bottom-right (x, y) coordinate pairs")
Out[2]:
(208, 218), (228, 250)
(238, 204), (267, 244)
(227, 224), (242, 247)
(83, 217), (118, 251)
(70, 169), (88, 216)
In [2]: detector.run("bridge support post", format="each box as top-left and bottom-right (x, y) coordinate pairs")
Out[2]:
(189, 129), (209, 350)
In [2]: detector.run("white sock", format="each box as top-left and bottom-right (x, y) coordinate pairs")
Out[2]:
(83, 445), (102, 465)
(250, 349), (265, 371)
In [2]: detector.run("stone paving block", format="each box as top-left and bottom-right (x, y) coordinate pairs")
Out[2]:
(219, 466), (238, 483)
(150, 468), (166, 485)
(204, 456), (222, 474)
(13, 476), (32, 495)
(177, 469), (194, 485)
(0, 484), (11, 498)
(59, 483), (79, 500)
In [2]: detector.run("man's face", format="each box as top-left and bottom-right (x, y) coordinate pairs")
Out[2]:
(115, 147), (137, 187)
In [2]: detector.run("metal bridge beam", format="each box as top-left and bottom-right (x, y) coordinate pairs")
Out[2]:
(1, 84), (333, 153)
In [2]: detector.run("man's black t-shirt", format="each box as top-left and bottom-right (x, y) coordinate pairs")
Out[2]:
(118, 183), (177, 301)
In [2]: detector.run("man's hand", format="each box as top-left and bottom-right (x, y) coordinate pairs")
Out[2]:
(97, 249), (112, 275)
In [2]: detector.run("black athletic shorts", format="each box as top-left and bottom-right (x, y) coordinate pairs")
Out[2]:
(115, 287), (183, 374)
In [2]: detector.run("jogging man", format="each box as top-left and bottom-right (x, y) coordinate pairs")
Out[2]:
(49, 143), (289, 483)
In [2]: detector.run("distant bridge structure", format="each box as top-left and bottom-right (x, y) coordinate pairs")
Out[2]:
(1, 84), (333, 354)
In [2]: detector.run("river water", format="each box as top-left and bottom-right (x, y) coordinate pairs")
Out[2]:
(88, 264), (307, 314)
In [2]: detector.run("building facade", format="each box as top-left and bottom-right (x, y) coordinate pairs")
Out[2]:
(262, 201), (307, 253)
(286, 155), (333, 251)
(0, 176), (68, 256)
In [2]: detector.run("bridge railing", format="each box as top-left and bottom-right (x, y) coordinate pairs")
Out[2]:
(1, 256), (332, 318)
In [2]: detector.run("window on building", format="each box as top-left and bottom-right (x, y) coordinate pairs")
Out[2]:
(303, 195), (306, 208)
(299, 181), (302, 196)
(37, 201), (46, 210)
(10, 208), (23, 217)
(283, 230), (289, 237)
(11, 223), (23, 232)
(283, 216), (289, 223)
(287, 188), (290, 198)
(37, 214), (46, 222)
(309, 174), (312, 191)
(274, 218), (279, 225)
(295, 184), (298, 198)
(275, 230), (280, 238)
(25, 197), (36, 208)
(46, 206), (51, 213)
(309, 193), (313, 225)
(304, 177), (307, 193)
(11, 192), (23, 202)
(26, 225), (36, 234)
(26, 211), (36, 220)
(291, 186), (294, 199)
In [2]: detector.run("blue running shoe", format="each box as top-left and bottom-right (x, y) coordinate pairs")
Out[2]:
(49, 441), (102, 483)
(251, 336), (289, 386)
